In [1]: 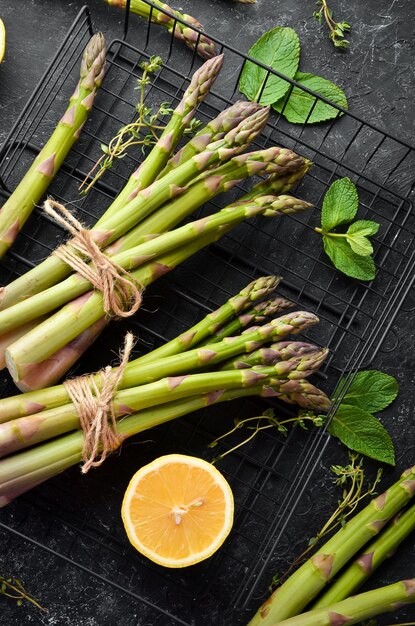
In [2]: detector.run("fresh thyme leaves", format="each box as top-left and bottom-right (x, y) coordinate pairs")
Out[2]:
(0, 575), (46, 611)
(313, 0), (351, 49)
(271, 454), (382, 588)
(79, 56), (200, 194)
(209, 407), (324, 464)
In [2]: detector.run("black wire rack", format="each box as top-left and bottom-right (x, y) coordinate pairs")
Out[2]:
(0, 4), (415, 624)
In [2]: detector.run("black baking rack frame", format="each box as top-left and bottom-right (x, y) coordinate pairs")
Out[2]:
(0, 4), (415, 625)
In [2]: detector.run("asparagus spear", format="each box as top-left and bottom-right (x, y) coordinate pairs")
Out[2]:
(0, 55), (225, 309)
(135, 274), (281, 364)
(0, 33), (106, 259)
(312, 503), (415, 608)
(103, 54), (224, 219)
(198, 299), (294, 347)
(105, 0), (216, 59)
(222, 344), (328, 377)
(79, 106), (270, 245)
(13, 276), (285, 391)
(14, 274), (280, 392)
(263, 579), (415, 626)
(220, 341), (323, 369)
(4, 194), (311, 381)
(248, 466), (415, 625)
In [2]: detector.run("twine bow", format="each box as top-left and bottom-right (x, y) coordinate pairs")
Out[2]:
(44, 199), (143, 318)
(64, 332), (134, 473)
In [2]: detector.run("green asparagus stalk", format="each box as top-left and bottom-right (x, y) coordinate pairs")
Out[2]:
(0, 350), (329, 456)
(262, 579), (415, 626)
(220, 341), (323, 369)
(248, 466), (415, 625)
(268, 378), (332, 411)
(312, 503), (415, 608)
(102, 54), (224, 219)
(0, 193), (309, 336)
(15, 273), (281, 391)
(222, 345), (328, 378)
(55, 106), (272, 246)
(4, 194), (311, 381)
(0, 376), (330, 500)
(0, 33), (106, 258)
(0, 318), (47, 369)
(198, 299), (294, 347)
(105, 0), (216, 59)
(0, 55), (225, 309)
(135, 275), (281, 364)
(0, 309), (319, 421)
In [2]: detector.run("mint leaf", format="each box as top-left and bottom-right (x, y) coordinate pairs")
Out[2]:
(323, 236), (376, 280)
(329, 404), (395, 465)
(239, 27), (300, 105)
(321, 177), (358, 231)
(347, 220), (380, 237)
(346, 234), (373, 256)
(346, 220), (380, 256)
(336, 370), (399, 413)
(273, 72), (348, 124)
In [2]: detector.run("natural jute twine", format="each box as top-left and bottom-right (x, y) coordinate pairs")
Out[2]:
(64, 332), (134, 473)
(44, 199), (143, 318)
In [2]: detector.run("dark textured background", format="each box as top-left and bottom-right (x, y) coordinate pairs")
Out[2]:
(0, 1), (414, 624)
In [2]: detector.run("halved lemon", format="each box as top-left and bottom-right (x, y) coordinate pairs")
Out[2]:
(121, 454), (234, 568)
(0, 19), (5, 65)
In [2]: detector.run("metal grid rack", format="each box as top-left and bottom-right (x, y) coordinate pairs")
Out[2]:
(0, 4), (415, 624)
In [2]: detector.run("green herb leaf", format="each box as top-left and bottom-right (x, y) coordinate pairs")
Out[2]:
(335, 370), (399, 413)
(328, 404), (395, 465)
(239, 27), (300, 104)
(321, 177), (358, 231)
(323, 236), (376, 280)
(347, 220), (380, 237)
(346, 234), (373, 256)
(273, 72), (348, 124)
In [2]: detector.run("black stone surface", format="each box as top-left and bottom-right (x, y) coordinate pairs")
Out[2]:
(0, 1), (414, 625)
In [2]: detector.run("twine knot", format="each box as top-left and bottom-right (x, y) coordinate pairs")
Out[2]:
(64, 332), (134, 473)
(44, 199), (143, 318)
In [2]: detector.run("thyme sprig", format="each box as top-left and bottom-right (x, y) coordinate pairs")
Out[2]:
(209, 407), (324, 464)
(313, 0), (351, 49)
(270, 454), (383, 590)
(79, 56), (199, 194)
(0, 575), (46, 611)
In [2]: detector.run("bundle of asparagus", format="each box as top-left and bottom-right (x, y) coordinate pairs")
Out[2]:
(0, 276), (331, 506)
(0, 53), (312, 390)
(247, 465), (415, 625)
